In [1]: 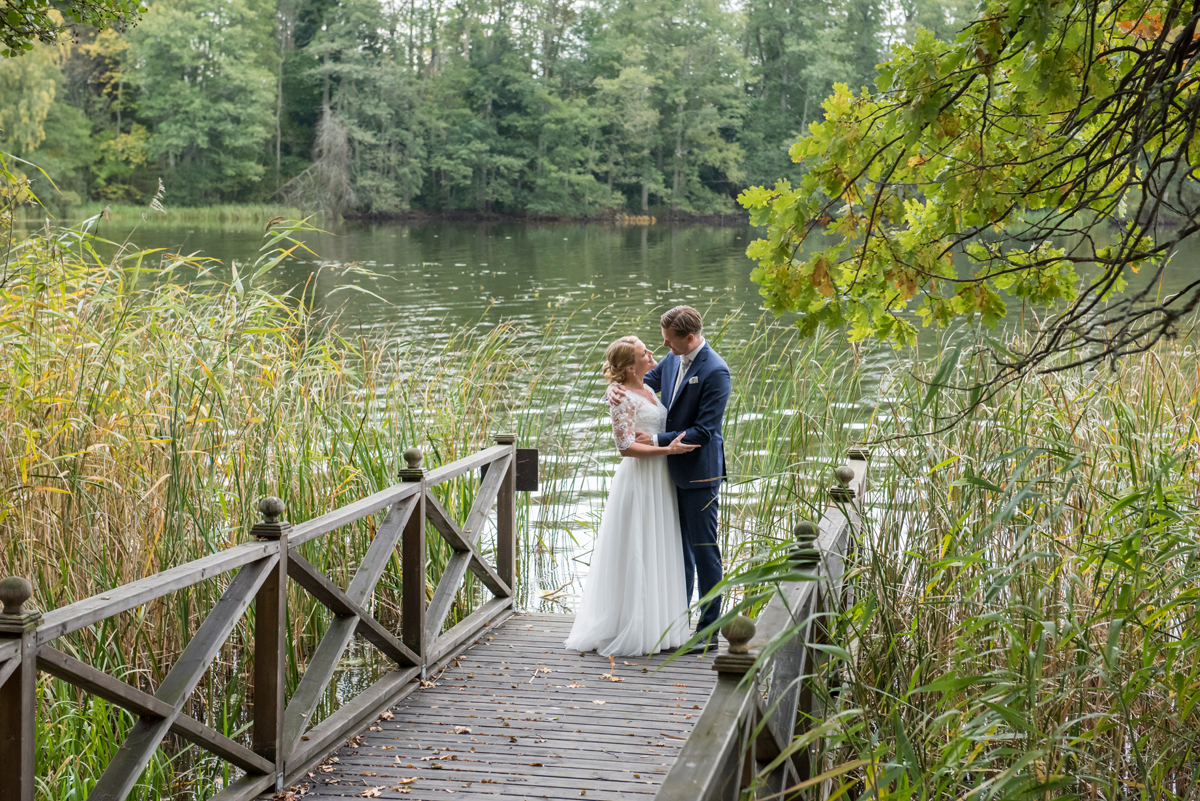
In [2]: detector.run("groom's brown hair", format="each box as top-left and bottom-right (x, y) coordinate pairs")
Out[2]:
(661, 305), (702, 337)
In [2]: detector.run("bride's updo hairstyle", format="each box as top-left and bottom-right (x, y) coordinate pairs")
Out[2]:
(602, 336), (640, 383)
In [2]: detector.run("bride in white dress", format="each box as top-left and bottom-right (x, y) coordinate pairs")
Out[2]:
(564, 336), (697, 656)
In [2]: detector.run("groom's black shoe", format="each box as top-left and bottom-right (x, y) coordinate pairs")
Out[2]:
(682, 636), (718, 656)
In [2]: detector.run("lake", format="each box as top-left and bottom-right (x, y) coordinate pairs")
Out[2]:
(56, 216), (1200, 612)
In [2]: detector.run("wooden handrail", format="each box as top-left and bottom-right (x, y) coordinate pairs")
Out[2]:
(656, 449), (870, 801)
(0, 435), (536, 801)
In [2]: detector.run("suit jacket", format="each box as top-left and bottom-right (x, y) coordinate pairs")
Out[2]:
(644, 343), (730, 490)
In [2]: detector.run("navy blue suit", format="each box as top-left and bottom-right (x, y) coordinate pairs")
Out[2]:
(644, 343), (730, 632)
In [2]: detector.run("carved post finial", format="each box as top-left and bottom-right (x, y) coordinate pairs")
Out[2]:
(828, 464), (857, 502)
(400, 447), (425, 481)
(259, 496), (285, 523)
(721, 615), (756, 655)
(494, 433), (517, 445)
(251, 496), (291, 539)
(793, 520), (819, 566)
(0, 577), (32, 616)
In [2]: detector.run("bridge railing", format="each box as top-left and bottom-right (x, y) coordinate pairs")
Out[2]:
(0, 434), (536, 801)
(656, 448), (870, 801)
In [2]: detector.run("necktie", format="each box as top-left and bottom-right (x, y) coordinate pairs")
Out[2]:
(672, 354), (691, 401)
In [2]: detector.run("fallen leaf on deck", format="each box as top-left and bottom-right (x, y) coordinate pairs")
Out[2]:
(360, 787), (385, 798)
(593, 700), (605, 704)
(454, 726), (471, 734)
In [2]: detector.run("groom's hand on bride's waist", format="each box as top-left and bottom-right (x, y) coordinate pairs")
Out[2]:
(634, 431), (654, 445)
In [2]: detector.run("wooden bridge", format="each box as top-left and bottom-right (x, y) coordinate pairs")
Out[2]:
(0, 435), (868, 801)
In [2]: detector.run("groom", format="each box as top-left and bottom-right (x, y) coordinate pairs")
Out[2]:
(625, 305), (731, 643)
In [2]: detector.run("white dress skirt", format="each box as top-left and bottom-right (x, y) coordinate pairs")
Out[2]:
(564, 390), (689, 656)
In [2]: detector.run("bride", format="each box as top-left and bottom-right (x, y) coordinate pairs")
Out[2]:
(564, 335), (697, 656)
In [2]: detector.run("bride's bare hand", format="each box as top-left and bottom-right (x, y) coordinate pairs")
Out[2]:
(665, 432), (700, 454)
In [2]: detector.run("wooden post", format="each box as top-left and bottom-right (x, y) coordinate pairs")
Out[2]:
(399, 449), (427, 671)
(251, 498), (290, 788)
(0, 577), (42, 801)
(493, 434), (517, 594)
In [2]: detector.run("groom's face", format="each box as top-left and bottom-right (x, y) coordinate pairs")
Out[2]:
(661, 327), (694, 356)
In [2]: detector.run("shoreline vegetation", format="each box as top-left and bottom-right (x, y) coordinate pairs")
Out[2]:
(3, 203), (1199, 798)
(16, 202), (748, 229)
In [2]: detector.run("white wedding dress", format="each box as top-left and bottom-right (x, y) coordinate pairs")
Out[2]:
(564, 390), (689, 656)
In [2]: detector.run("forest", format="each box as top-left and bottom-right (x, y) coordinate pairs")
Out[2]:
(1, 0), (973, 218)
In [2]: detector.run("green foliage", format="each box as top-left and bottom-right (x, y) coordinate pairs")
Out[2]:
(740, 0), (1197, 364)
(127, 0), (277, 203)
(0, 0), (144, 57)
(4, 0), (952, 217)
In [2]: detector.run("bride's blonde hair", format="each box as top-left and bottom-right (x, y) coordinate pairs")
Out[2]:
(602, 336), (640, 384)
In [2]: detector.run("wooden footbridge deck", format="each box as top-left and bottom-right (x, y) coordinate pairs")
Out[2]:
(0, 437), (868, 801)
(299, 614), (718, 800)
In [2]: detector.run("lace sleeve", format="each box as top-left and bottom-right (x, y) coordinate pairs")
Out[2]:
(610, 394), (637, 451)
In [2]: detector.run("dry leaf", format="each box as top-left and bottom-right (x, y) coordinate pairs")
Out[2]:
(673, 683), (687, 687)
(593, 700), (605, 705)
(454, 726), (472, 735)
(530, 762), (544, 767)
(360, 787), (385, 798)
(379, 711), (394, 721)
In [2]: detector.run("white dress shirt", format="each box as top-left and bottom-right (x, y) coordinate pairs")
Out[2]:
(657, 338), (706, 446)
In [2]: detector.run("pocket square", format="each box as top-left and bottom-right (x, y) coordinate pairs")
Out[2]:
(688, 376), (699, 384)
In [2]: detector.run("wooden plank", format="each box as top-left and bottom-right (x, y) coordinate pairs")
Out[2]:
(37, 541), (278, 645)
(427, 596), (514, 665)
(88, 555), (276, 801)
(284, 667), (421, 777)
(496, 446), (518, 591)
(0, 652), (19, 691)
(206, 771), (276, 801)
(253, 530), (288, 773)
(401, 486), (425, 664)
(424, 491), (511, 598)
(0, 639), (18, 663)
(284, 498), (416, 752)
(425, 456), (511, 641)
(287, 552), (420, 667)
(37, 646), (274, 774)
(288, 481), (421, 546)
(0, 628), (36, 801)
(462, 452), (511, 541)
(654, 677), (756, 801)
(424, 445), (510, 487)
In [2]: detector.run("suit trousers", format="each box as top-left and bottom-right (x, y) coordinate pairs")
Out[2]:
(676, 483), (723, 632)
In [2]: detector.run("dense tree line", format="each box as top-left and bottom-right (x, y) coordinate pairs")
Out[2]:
(1, 0), (973, 217)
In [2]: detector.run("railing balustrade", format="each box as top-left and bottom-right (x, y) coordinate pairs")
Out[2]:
(0, 435), (535, 801)
(656, 449), (870, 801)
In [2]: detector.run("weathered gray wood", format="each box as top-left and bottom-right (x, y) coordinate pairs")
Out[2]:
(401, 482), (426, 665)
(296, 613), (716, 801)
(495, 441), (518, 592)
(36, 541), (278, 645)
(286, 552), (420, 666)
(425, 454), (511, 642)
(424, 444), (510, 487)
(287, 481), (421, 546)
(424, 490), (512, 598)
(87, 555), (276, 801)
(654, 676), (756, 801)
(206, 771), (276, 801)
(0, 639), (18, 663)
(462, 452), (511, 540)
(0, 614), (39, 801)
(0, 651), (19, 691)
(426, 595), (514, 664)
(283, 498), (415, 753)
(253, 527), (288, 780)
(284, 666), (421, 778)
(36, 647), (274, 775)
